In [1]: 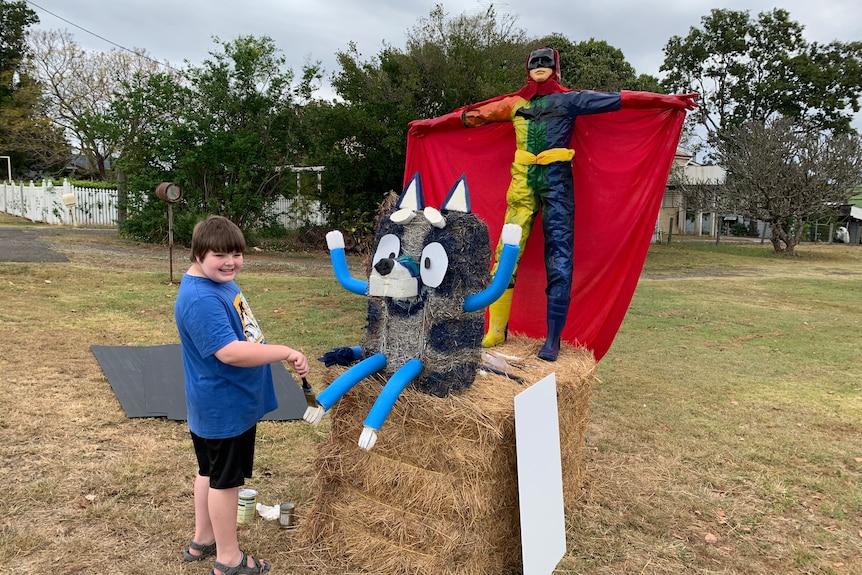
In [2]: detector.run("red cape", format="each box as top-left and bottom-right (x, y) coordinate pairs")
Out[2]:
(404, 106), (685, 360)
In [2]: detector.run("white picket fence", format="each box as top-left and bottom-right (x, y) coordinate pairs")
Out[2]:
(0, 179), (326, 228)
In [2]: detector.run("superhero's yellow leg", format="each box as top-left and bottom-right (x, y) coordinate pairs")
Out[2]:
(482, 288), (514, 348)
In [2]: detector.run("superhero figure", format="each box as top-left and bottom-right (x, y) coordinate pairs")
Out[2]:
(409, 47), (696, 360)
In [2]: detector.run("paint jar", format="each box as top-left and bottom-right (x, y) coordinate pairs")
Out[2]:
(237, 489), (258, 524)
(279, 503), (295, 529)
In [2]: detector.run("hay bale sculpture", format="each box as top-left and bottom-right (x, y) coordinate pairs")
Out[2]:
(300, 173), (595, 574)
(303, 172), (521, 449)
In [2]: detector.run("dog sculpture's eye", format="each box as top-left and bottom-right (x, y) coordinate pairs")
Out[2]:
(373, 234), (401, 267)
(419, 242), (448, 288)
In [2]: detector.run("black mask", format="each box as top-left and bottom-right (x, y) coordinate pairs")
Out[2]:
(527, 48), (555, 71)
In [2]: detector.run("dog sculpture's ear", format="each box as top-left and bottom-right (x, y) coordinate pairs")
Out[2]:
(396, 172), (424, 211)
(440, 174), (470, 214)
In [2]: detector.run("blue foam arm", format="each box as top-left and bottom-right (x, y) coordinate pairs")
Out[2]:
(316, 353), (386, 410)
(363, 358), (423, 430)
(327, 230), (367, 296)
(463, 225), (522, 312)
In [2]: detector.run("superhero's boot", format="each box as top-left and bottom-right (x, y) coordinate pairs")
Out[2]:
(537, 296), (570, 361)
(482, 288), (514, 348)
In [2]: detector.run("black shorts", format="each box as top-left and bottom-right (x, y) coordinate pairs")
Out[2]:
(191, 425), (256, 490)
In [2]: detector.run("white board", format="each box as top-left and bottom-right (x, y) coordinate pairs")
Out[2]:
(514, 373), (566, 575)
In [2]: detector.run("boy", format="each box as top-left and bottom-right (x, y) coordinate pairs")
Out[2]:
(175, 215), (309, 575)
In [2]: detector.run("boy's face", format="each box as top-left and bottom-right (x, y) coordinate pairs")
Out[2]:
(196, 250), (244, 283)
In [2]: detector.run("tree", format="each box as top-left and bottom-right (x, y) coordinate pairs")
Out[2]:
(302, 4), (531, 232)
(661, 8), (862, 154)
(541, 34), (662, 92)
(26, 29), (164, 179)
(0, 0), (66, 177)
(113, 35), (313, 243)
(177, 35), (304, 229)
(310, 5), (661, 233)
(0, 70), (69, 175)
(716, 116), (862, 255)
(0, 0), (37, 102)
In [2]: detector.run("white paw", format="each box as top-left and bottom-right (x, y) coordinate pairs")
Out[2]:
(500, 223), (522, 246)
(358, 426), (378, 451)
(325, 230), (345, 250)
(303, 405), (326, 425)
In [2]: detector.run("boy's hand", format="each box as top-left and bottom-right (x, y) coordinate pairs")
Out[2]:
(289, 352), (309, 378)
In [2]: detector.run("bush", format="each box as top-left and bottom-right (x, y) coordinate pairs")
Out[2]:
(729, 222), (749, 237)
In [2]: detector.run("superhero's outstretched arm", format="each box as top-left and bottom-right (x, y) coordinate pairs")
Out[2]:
(621, 91), (699, 110)
(326, 230), (367, 295)
(358, 358), (424, 451)
(408, 109), (466, 137)
(409, 95), (519, 136)
(303, 353), (387, 425)
(463, 223), (522, 313)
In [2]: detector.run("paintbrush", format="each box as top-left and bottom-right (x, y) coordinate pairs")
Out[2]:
(301, 377), (319, 408)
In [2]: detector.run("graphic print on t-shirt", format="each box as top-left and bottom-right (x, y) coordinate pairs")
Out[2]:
(234, 293), (264, 343)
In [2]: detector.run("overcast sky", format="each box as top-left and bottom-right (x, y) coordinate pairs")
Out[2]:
(27, 0), (860, 83)
(25, 0), (861, 122)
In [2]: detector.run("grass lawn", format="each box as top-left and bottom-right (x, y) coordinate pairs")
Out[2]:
(1, 216), (860, 574)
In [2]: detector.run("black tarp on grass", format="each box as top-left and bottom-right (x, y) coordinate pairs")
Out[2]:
(91, 344), (307, 421)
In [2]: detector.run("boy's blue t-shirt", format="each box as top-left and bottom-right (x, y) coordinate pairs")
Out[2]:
(174, 274), (278, 438)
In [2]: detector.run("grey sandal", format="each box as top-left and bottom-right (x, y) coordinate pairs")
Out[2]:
(211, 550), (270, 575)
(183, 540), (216, 562)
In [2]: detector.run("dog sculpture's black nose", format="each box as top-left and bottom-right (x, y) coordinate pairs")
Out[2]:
(374, 258), (394, 276)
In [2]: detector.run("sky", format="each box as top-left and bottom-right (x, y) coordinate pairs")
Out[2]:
(23, 0), (862, 131)
(26, 0), (860, 87)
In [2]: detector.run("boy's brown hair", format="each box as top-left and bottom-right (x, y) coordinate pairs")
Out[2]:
(189, 215), (246, 263)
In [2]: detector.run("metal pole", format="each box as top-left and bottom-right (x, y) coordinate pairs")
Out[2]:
(168, 204), (175, 283)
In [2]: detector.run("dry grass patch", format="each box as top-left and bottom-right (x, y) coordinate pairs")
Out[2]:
(303, 338), (594, 575)
(1, 222), (861, 575)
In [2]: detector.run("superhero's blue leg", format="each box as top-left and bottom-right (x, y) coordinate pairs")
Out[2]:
(541, 169), (575, 298)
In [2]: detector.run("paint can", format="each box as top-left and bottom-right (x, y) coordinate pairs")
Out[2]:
(279, 503), (295, 529)
(237, 489), (258, 524)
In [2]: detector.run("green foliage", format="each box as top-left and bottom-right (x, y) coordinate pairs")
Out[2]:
(541, 33), (661, 92)
(661, 8), (862, 143)
(0, 0), (37, 100)
(306, 6), (650, 228)
(117, 190), (204, 245)
(113, 36), (312, 242)
(0, 1), (67, 177)
(298, 5), (535, 222)
(728, 221), (749, 236)
(67, 179), (116, 190)
(401, 5), (528, 114)
(69, 5), (668, 246)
